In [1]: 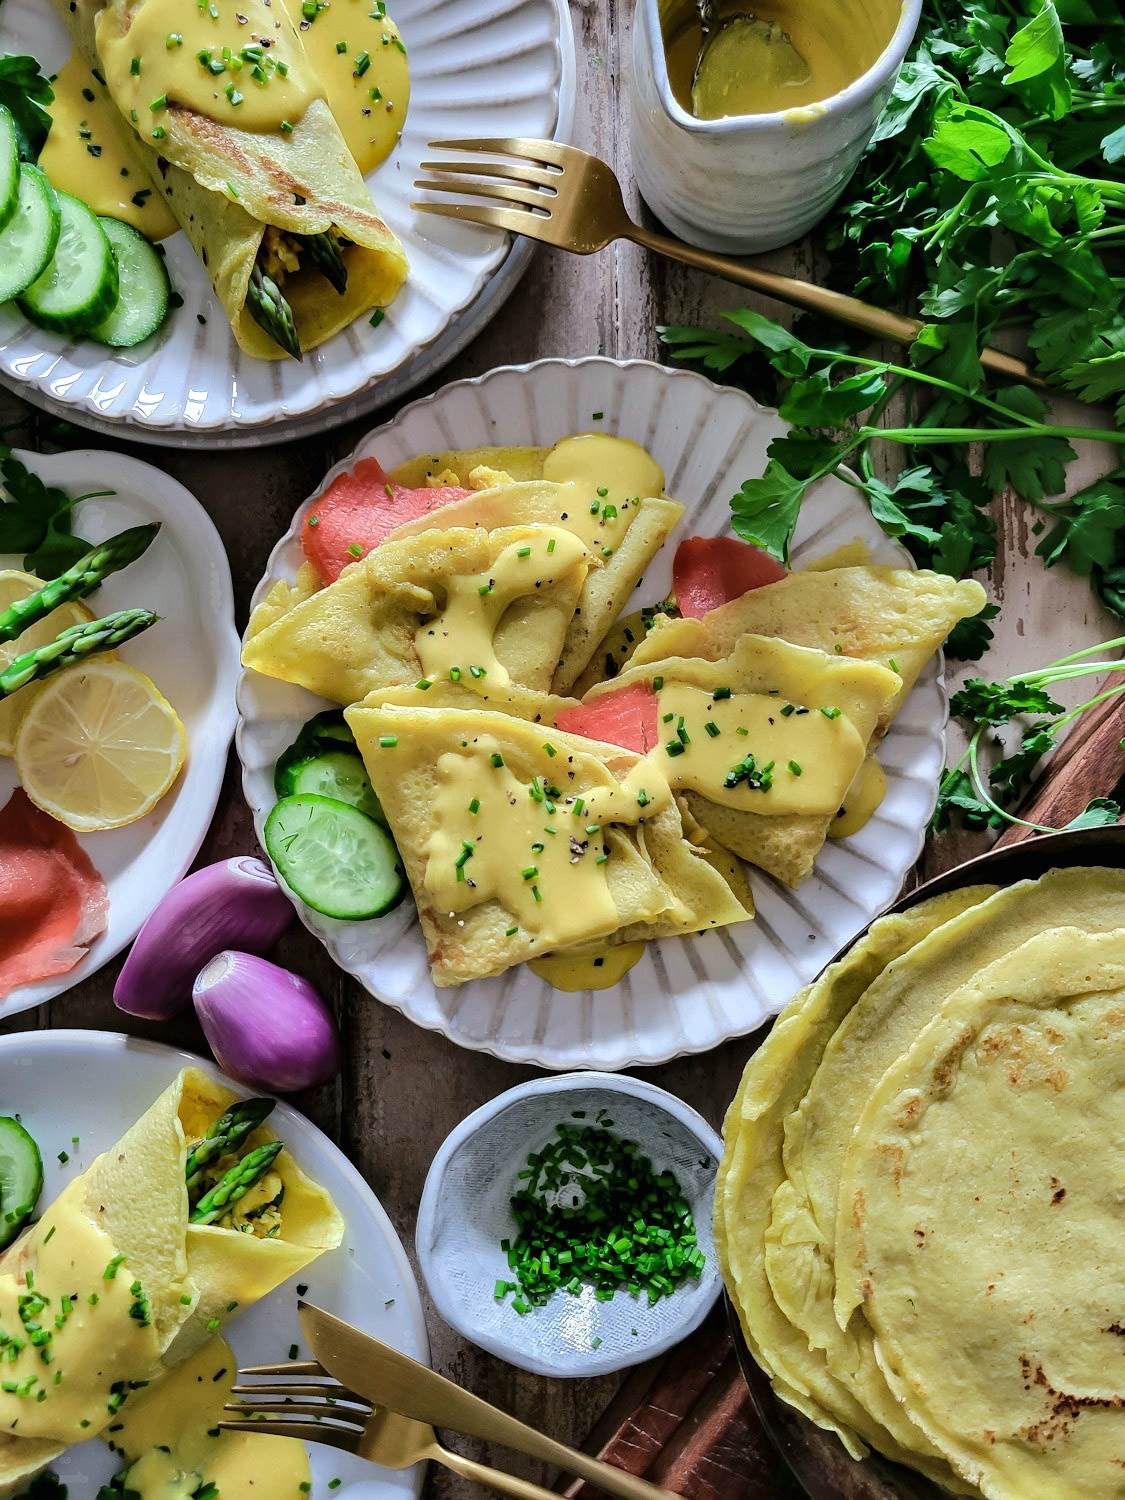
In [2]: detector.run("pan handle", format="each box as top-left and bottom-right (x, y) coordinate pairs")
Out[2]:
(995, 667), (1125, 847)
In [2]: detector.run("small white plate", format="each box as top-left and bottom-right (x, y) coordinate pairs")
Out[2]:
(0, 1030), (428, 1498)
(237, 357), (949, 1071)
(0, 447), (240, 1016)
(416, 1073), (722, 1378)
(0, 0), (572, 444)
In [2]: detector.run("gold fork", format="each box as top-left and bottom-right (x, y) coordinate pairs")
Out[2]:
(221, 1362), (561, 1500)
(414, 137), (1040, 388)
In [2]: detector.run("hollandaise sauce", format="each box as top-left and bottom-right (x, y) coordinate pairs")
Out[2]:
(110, 1337), (311, 1500)
(529, 941), (646, 991)
(39, 57), (179, 239)
(663, 0), (899, 120)
(828, 754), (887, 837)
(44, 0), (409, 232)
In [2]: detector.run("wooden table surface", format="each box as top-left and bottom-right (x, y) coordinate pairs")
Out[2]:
(1, 1), (1122, 1494)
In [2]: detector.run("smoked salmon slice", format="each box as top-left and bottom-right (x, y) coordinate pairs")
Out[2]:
(555, 682), (659, 755)
(301, 457), (472, 583)
(673, 535), (787, 618)
(0, 788), (109, 999)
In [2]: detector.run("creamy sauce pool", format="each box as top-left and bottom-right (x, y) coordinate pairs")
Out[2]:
(44, 0), (408, 230)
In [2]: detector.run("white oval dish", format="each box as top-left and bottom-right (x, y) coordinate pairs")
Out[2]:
(416, 1072), (723, 1377)
(0, 448), (240, 1016)
(0, 0), (572, 445)
(237, 356), (949, 1071)
(0, 1030), (429, 1498)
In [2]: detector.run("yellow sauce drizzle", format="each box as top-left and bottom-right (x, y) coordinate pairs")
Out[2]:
(424, 733), (669, 950)
(112, 1336), (311, 1499)
(96, 0), (319, 138)
(530, 941), (646, 991)
(284, 0), (410, 172)
(40, 57), (179, 240)
(0, 1177), (163, 1438)
(412, 529), (589, 686)
(653, 680), (866, 815)
(828, 755), (887, 837)
(542, 434), (665, 509)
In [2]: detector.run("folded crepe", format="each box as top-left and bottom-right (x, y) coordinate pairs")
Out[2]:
(346, 703), (752, 985)
(578, 636), (901, 888)
(619, 567), (986, 730)
(242, 525), (594, 704)
(384, 461), (684, 693)
(54, 0), (407, 358)
(0, 1067), (341, 1487)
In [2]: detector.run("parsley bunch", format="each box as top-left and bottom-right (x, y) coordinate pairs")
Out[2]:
(825, 0), (1125, 417)
(934, 636), (1125, 832)
(660, 310), (1124, 657)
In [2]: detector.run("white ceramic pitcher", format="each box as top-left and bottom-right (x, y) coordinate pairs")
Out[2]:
(629, 0), (922, 255)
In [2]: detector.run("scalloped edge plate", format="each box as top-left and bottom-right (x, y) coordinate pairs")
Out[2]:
(237, 357), (948, 1070)
(0, 0), (573, 445)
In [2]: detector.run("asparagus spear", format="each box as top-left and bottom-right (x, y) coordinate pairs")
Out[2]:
(301, 230), (348, 294)
(189, 1141), (284, 1225)
(0, 609), (159, 698)
(246, 263), (302, 361)
(0, 525), (161, 644)
(185, 1098), (276, 1191)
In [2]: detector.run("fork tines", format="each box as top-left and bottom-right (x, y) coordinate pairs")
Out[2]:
(413, 137), (566, 222)
(219, 1360), (374, 1454)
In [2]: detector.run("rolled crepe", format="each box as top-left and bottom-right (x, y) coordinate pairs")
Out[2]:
(53, 0), (408, 358)
(0, 1067), (342, 1487)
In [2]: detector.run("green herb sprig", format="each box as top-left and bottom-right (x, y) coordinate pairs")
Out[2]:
(0, 448), (111, 578)
(934, 635), (1125, 832)
(661, 310), (1125, 659)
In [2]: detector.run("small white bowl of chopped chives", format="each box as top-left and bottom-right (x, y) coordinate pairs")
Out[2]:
(415, 1072), (723, 1376)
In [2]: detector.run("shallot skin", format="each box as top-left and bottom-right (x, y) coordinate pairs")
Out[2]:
(115, 857), (293, 1019)
(194, 950), (343, 1092)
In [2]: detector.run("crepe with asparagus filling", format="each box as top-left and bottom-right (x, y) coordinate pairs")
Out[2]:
(0, 1067), (342, 1493)
(53, 0), (408, 359)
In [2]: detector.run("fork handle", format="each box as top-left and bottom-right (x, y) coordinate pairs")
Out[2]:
(626, 222), (1043, 389)
(433, 1446), (567, 1500)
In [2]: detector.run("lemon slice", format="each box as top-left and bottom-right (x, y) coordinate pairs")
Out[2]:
(15, 661), (187, 831)
(0, 570), (95, 756)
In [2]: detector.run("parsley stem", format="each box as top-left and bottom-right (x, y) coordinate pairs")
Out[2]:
(869, 424), (1125, 447)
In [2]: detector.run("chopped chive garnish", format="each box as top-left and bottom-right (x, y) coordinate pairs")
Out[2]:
(469, 665), (487, 679)
(889, 658), (899, 672)
(336, 39), (348, 52)
(416, 678), (432, 690)
(478, 583), (492, 596)
(150, 94), (167, 110)
(543, 742), (557, 757)
(104, 1254), (126, 1280)
(704, 721), (720, 738)
(281, 119), (294, 133)
(505, 926), (519, 937)
(167, 32), (183, 46)
(346, 542), (363, 558)
(665, 740), (685, 757)
(516, 546), (531, 558)
(378, 735), (398, 748)
(820, 705), (842, 719)
(637, 789), (649, 806)
(522, 866), (538, 881)
(130, 56), (141, 75)
(468, 798), (481, 814)
(780, 703), (796, 717)
(712, 686), (731, 700)
(449, 666), (461, 681)
(547, 538), (556, 553)
(652, 676), (663, 691)
(531, 885), (543, 902)
(354, 49), (371, 74)
(491, 752), (504, 767)
(788, 760), (803, 776)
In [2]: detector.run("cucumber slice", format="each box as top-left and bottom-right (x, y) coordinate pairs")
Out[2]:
(18, 190), (119, 336)
(90, 216), (171, 348)
(274, 709), (357, 798)
(288, 750), (386, 825)
(265, 794), (405, 920)
(0, 165), (61, 304)
(0, 1117), (43, 1250)
(0, 105), (18, 232)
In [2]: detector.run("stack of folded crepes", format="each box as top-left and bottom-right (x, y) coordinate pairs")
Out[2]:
(718, 869), (1125, 1498)
(53, 0), (408, 358)
(0, 1067), (342, 1497)
(241, 433), (985, 985)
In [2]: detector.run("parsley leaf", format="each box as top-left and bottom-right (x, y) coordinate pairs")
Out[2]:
(0, 56), (54, 163)
(729, 462), (808, 565)
(0, 447), (99, 578)
(948, 678), (1064, 726)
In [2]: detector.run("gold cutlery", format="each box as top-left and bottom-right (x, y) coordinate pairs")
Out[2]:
(223, 1361), (561, 1499)
(413, 137), (1041, 389)
(292, 1300), (680, 1499)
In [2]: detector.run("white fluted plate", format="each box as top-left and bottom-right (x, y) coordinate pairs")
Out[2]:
(237, 358), (948, 1071)
(0, 0), (570, 444)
